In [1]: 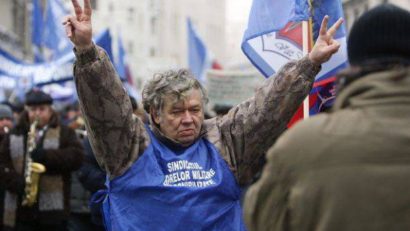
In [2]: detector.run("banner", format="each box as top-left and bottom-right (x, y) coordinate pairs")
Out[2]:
(0, 29), (113, 91)
(206, 70), (264, 107)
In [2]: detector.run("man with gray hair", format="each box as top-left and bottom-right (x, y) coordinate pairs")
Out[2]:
(64, 0), (343, 230)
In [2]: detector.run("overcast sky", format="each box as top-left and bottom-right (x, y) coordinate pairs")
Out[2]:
(227, 0), (252, 23)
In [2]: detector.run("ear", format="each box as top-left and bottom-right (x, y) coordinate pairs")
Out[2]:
(151, 108), (161, 125)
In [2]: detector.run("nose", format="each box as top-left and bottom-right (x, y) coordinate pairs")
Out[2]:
(181, 111), (194, 124)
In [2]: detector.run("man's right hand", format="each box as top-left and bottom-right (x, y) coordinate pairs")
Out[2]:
(63, 0), (93, 52)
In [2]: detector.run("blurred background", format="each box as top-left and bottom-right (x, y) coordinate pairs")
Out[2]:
(0, 0), (409, 110)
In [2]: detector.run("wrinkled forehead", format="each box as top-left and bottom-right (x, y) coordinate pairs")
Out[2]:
(162, 88), (203, 109)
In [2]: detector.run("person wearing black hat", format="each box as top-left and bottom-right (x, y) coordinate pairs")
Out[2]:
(244, 4), (410, 231)
(0, 89), (84, 231)
(0, 104), (14, 231)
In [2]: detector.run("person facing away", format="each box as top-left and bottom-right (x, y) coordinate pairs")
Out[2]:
(0, 89), (84, 231)
(64, 0), (343, 230)
(244, 4), (410, 231)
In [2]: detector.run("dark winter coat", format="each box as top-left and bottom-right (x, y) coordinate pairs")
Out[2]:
(244, 66), (410, 231)
(0, 110), (84, 228)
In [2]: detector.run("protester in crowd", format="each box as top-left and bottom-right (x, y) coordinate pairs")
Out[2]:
(0, 104), (14, 231)
(68, 138), (105, 231)
(64, 0), (343, 229)
(244, 4), (410, 231)
(60, 101), (104, 231)
(63, 102), (84, 129)
(64, 102), (88, 139)
(129, 96), (148, 124)
(3, 99), (24, 123)
(0, 89), (84, 231)
(0, 105), (13, 138)
(213, 104), (232, 117)
(76, 137), (106, 229)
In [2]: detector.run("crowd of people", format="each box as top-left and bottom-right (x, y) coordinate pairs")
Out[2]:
(0, 0), (409, 230)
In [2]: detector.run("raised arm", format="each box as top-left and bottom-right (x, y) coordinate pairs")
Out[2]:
(64, 0), (149, 178)
(216, 16), (343, 185)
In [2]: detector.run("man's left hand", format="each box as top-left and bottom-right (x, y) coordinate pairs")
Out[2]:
(309, 16), (344, 66)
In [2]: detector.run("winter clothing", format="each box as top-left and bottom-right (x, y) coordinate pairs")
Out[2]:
(77, 138), (105, 194)
(68, 136), (105, 231)
(0, 110), (84, 229)
(244, 65), (410, 231)
(24, 89), (53, 106)
(74, 137), (105, 228)
(96, 126), (247, 230)
(73, 44), (320, 230)
(0, 106), (12, 120)
(0, 133), (8, 231)
(348, 4), (410, 66)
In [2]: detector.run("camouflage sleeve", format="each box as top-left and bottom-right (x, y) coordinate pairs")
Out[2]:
(217, 56), (320, 185)
(73, 44), (149, 178)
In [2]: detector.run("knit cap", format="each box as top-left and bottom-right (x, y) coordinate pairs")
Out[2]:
(348, 4), (410, 66)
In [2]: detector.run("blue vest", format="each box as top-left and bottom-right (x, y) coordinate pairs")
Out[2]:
(93, 128), (246, 231)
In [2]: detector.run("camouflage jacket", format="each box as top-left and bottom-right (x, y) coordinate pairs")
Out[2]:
(73, 45), (320, 185)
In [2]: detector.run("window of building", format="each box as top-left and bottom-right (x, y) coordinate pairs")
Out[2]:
(90, 0), (97, 10)
(128, 42), (134, 54)
(128, 7), (134, 21)
(150, 47), (156, 57)
(150, 0), (155, 10)
(150, 17), (157, 35)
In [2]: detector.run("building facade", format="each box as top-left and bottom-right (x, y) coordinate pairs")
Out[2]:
(0, 0), (30, 59)
(343, 0), (410, 30)
(92, 0), (227, 89)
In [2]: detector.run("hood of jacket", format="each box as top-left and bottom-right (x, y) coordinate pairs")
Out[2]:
(334, 66), (410, 111)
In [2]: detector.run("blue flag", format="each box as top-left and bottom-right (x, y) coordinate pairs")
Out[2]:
(242, 0), (347, 81)
(32, 0), (44, 62)
(114, 34), (139, 99)
(187, 18), (212, 82)
(115, 35), (127, 81)
(0, 29), (113, 92)
(42, 0), (73, 60)
(242, 0), (347, 116)
(310, 0), (347, 83)
(94, 29), (114, 62)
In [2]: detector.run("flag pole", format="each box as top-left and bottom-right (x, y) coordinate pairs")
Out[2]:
(302, 0), (314, 120)
(302, 20), (310, 119)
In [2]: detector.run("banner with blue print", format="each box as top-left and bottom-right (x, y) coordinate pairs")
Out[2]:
(242, 0), (347, 83)
(0, 29), (113, 92)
